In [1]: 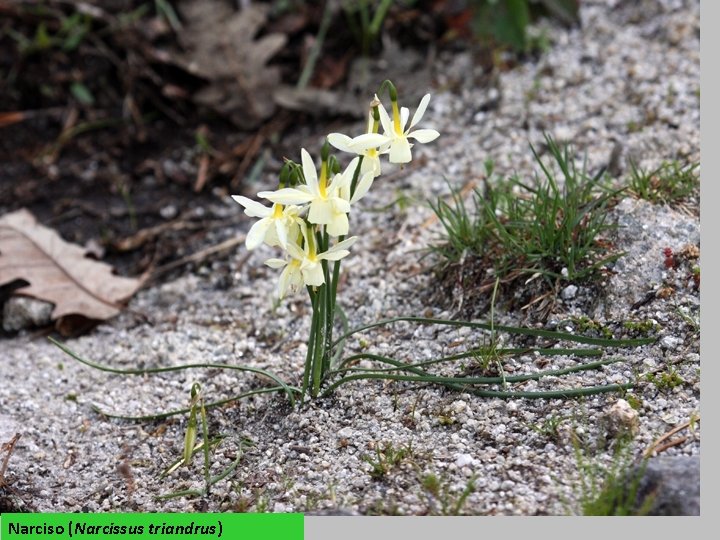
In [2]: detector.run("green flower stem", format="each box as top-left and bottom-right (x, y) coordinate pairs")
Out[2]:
(331, 316), (656, 349)
(311, 282), (327, 398)
(49, 337), (298, 407)
(323, 260), (333, 375)
(349, 155), (365, 200)
(200, 395), (210, 491)
(303, 286), (320, 400)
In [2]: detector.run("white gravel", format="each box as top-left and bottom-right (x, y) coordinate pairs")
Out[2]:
(0, 0), (699, 515)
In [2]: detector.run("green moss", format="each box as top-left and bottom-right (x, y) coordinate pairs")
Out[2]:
(624, 394), (643, 411)
(622, 319), (660, 337)
(572, 316), (614, 339)
(645, 368), (684, 391)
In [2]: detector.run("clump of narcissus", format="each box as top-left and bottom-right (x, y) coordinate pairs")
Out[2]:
(232, 80), (439, 397)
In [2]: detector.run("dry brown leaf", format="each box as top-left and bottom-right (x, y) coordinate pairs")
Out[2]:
(273, 86), (365, 118)
(0, 209), (141, 323)
(175, 1), (287, 129)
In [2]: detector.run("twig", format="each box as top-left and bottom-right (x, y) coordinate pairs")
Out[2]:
(147, 236), (248, 284)
(643, 416), (699, 458)
(650, 436), (688, 456)
(231, 132), (265, 189)
(112, 217), (202, 252)
(194, 153), (210, 192)
(0, 433), (21, 488)
(0, 108), (66, 128)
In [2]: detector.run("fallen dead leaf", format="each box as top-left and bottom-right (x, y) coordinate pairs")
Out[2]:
(0, 209), (142, 326)
(273, 86), (365, 117)
(174, 1), (287, 129)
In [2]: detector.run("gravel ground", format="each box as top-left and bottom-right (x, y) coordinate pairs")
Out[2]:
(0, 0), (700, 515)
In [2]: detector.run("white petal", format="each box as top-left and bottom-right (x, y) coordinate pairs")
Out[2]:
(264, 258), (288, 269)
(327, 133), (355, 153)
(328, 158), (356, 193)
(285, 263), (304, 294)
(409, 94), (431, 129)
(277, 265), (293, 298)
(300, 148), (318, 191)
(308, 199), (335, 224)
(377, 103), (393, 135)
(343, 156), (361, 177)
(302, 262), (325, 287)
(400, 107), (409, 132)
(325, 212), (349, 237)
(408, 128), (440, 143)
(350, 133), (391, 151)
(231, 195), (271, 218)
(318, 249), (349, 261)
(258, 188), (314, 205)
(327, 174), (348, 197)
(330, 236), (358, 252)
(388, 137), (412, 163)
(350, 171), (375, 203)
(275, 219), (288, 248)
(332, 197), (351, 213)
(283, 205), (302, 218)
(361, 155), (382, 177)
(245, 218), (272, 250)
(286, 242), (305, 261)
(264, 222), (281, 247)
(338, 183), (351, 203)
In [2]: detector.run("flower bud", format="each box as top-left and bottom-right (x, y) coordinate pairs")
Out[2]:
(387, 81), (398, 103)
(183, 409), (197, 465)
(328, 155), (341, 175)
(279, 161), (291, 188)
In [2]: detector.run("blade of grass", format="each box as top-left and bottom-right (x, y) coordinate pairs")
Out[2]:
(332, 346), (603, 373)
(330, 354), (621, 382)
(90, 386), (291, 421)
(323, 373), (632, 399)
(321, 357), (625, 395)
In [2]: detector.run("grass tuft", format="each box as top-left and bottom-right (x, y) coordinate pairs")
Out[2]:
(628, 159), (699, 206)
(573, 435), (654, 516)
(429, 135), (624, 301)
(362, 442), (414, 480)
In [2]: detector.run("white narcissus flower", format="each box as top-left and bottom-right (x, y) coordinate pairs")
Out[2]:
(231, 195), (301, 250)
(331, 156), (375, 206)
(258, 149), (351, 236)
(265, 234), (357, 298)
(264, 256), (304, 299)
(378, 93), (440, 164)
(328, 113), (390, 178)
